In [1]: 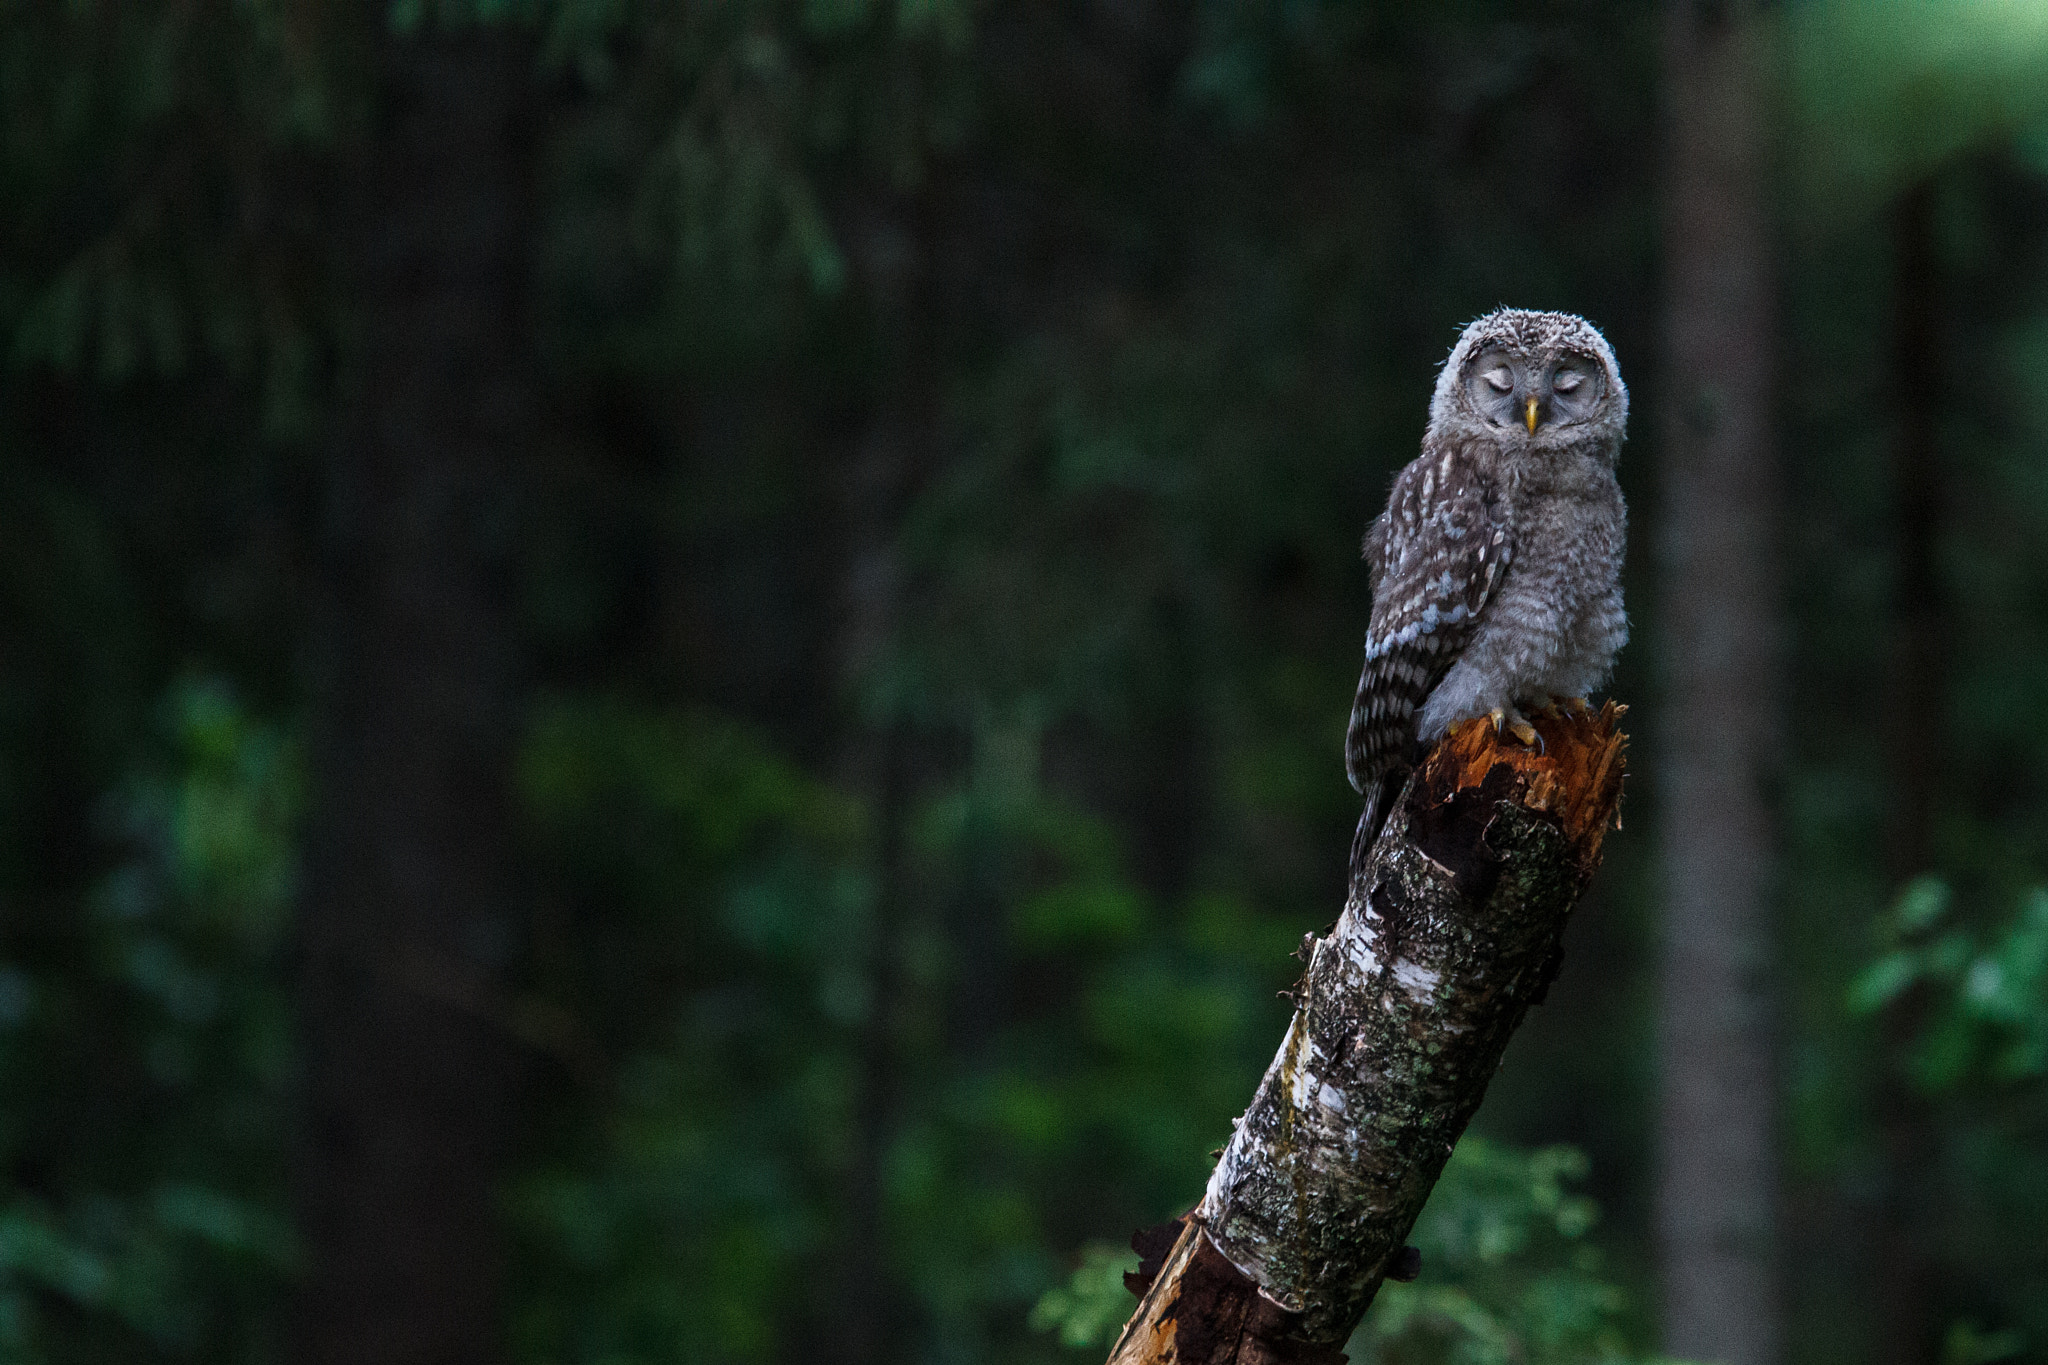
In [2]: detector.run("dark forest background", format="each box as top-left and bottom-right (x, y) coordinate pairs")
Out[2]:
(4, 1), (2048, 1363)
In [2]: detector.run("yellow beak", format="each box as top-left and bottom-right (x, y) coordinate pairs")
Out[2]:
(1524, 396), (1540, 433)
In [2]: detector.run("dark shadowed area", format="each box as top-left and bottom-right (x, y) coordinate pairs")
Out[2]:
(2, 2), (2047, 1363)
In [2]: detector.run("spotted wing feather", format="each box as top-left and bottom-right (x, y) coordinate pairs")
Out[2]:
(1344, 439), (1513, 798)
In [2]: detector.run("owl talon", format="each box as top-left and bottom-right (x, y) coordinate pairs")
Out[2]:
(1488, 706), (1542, 751)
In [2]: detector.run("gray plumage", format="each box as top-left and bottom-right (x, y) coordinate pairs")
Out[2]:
(1345, 309), (1629, 844)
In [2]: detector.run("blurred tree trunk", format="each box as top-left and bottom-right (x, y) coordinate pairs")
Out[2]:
(822, 198), (932, 1365)
(826, 425), (913, 1365)
(295, 21), (535, 1365)
(1875, 177), (1943, 1365)
(1654, 4), (1783, 1364)
(1884, 182), (1943, 886)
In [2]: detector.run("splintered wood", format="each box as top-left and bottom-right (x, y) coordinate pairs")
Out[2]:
(1421, 700), (1629, 871)
(1105, 702), (1628, 1365)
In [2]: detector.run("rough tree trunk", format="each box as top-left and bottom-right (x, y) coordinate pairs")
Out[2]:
(294, 21), (534, 1365)
(1655, 3), (1783, 1363)
(1107, 704), (1628, 1364)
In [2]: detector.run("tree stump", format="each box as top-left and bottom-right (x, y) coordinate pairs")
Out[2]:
(1106, 702), (1628, 1364)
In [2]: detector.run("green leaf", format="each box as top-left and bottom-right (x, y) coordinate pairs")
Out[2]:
(1847, 950), (1920, 1016)
(1894, 875), (1953, 936)
(1942, 1319), (2025, 1365)
(1029, 1241), (1138, 1351)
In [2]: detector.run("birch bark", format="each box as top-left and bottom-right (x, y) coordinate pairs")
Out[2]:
(1107, 705), (1627, 1363)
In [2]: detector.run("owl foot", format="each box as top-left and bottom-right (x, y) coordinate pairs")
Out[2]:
(1488, 705), (1542, 751)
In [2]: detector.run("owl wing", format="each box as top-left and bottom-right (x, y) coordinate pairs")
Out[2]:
(1344, 439), (1514, 795)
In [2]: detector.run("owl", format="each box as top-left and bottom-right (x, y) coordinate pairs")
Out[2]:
(1345, 309), (1629, 846)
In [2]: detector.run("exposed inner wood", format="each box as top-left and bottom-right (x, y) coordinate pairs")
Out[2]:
(1423, 701), (1629, 871)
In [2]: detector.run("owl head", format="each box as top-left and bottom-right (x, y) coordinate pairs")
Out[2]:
(1427, 309), (1628, 457)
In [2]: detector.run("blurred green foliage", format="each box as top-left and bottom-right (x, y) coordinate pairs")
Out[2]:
(0, 679), (296, 1362)
(507, 695), (1299, 1362)
(1849, 876), (2048, 1089)
(1838, 873), (2048, 1357)
(1352, 1141), (1661, 1365)
(1787, 0), (2048, 226)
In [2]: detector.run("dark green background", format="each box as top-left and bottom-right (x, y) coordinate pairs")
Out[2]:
(2, 1), (2046, 1362)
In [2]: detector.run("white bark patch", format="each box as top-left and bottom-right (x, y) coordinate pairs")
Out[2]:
(1392, 957), (1441, 998)
(1342, 918), (1382, 974)
(1286, 1039), (1329, 1110)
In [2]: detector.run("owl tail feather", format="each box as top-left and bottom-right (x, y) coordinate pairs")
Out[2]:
(1350, 767), (1406, 875)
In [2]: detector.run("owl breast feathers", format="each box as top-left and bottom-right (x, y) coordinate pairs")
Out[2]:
(1345, 309), (1630, 843)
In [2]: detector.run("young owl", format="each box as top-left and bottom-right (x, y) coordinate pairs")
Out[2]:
(1345, 309), (1629, 845)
